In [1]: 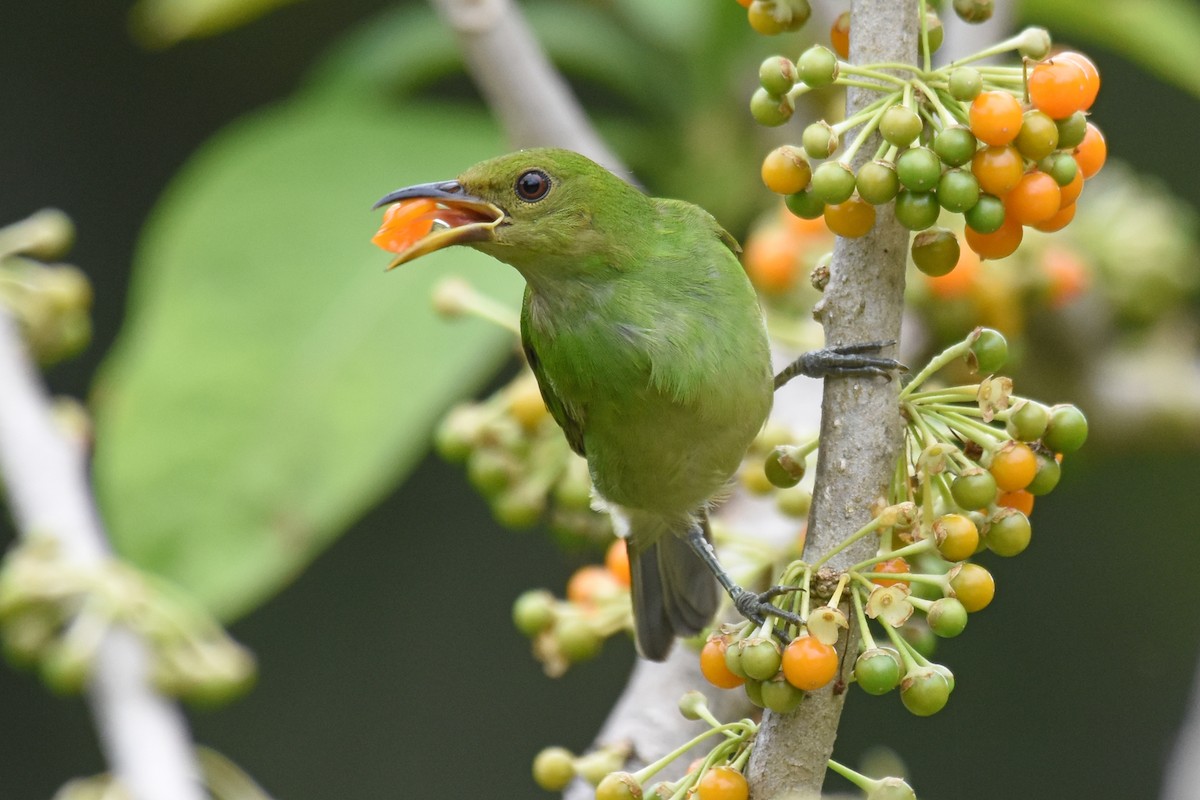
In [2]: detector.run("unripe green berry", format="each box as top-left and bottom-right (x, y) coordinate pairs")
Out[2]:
(948, 68), (983, 101)
(1017, 26), (1052, 60)
(435, 405), (484, 462)
(466, 449), (515, 496)
(895, 147), (942, 192)
(855, 648), (902, 695)
(759, 55), (797, 96)
(555, 616), (601, 662)
(743, 677), (765, 708)
(785, 189), (826, 220)
(492, 484), (546, 528)
(797, 44), (838, 87)
(1041, 152), (1079, 187)
(802, 121), (838, 159)
(894, 190), (939, 231)
(951, 466), (998, 510)
(595, 771), (643, 800)
(926, 597), (968, 637)
(812, 161), (857, 204)
(911, 227), (960, 277)
(532, 747), (576, 791)
(724, 636), (749, 678)
(750, 88), (794, 127)
(900, 666), (951, 716)
(739, 637), (783, 680)
(1026, 451), (1062, 496)
(968, 327), (1008, 373)
(856, 160), (900, 205)
(918, 11), (944, 56)
(1042, 404), (1088, 453)
(936, 168), (981, 213)
(964, 194), (1005, 234)
(761, 675), (806, 712)
(764, 445), (806, 488)
(1015, 110), (1060, 162)
(775, 486), (812, 517)
(1007, 399), (1050, 442)
(953, 0), (994, 23)
(986, 507), (1032, 556)
(1055, 112), (1088, 149)
(512, 589), (556, 636)
(880, 105), (923, 148)
(933, 125), (978, 167)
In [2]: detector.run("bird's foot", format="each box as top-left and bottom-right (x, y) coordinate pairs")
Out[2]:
(731, 585), (804, 644)
(774, 340), (906, 390)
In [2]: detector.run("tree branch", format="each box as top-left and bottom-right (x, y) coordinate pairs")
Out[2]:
(746, 2), (918, 796)
(0, 309), (204, 800)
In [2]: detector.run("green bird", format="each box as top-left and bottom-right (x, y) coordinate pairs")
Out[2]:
(374, 148), (894, 660)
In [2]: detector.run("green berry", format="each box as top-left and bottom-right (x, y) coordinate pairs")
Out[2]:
(739, 637), (783, 680)
(880, 105), (923, 148)
(595, 771), (642, 800)
(911, 227), (960, 277)
(855, 648), (902, 695)
(751, 88), (794, 127)
(724, 636), (748, 678)
(964, 194), (1005, 233)
(512, 589), (556, 636)
(1055, 111), (1088, 149)
(1042, 404), (1088, 453)
(951, 467), (998, 510)
(896, 147), (942, 192)
(555, 616), (602, 662)
(466, 449), (514, 496)
(744, 678), (765, 708)
(936, 168), (981, 213)
(775, 486), (812, 517)
(953, 0), (994, 23)
(933, 125), (978, 167)
(761, 676), (806, 712)
(926, 598), (968, 637)
(986, 507), (1032, 556)
(918, 11), (944, 56)
(797, 45), (839, 87)
(1017, 26), (1052, 60)
(856, 160), (900, 205)
(802, 121), (838, 158)
(894, 190), (940, 231)
(948, 68), (983, 101)
(765, 445), (806, 488)
(759, 56), (798, 96)
(1041, 152), (1079, 187)
(1006, 400), (1050, 442)
(812, 161), (857, 204)
(900, 666), (951, 716)
(532, 747), (576, 791)
(968, 327), (1008, 373)
(1015, 110), (1060, 162)
(1026, 451), (1062, 496)
(785, 189), (826, 220)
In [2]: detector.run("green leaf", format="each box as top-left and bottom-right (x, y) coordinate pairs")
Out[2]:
(92, 96), (522, 619)
(1019, 0), (1200, 98)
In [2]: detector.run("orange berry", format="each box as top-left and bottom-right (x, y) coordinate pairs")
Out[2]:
(743, 226), (799, 295)
(965, 217), (1023, 260)
(823, 196), (876, 238)
(735, 0), (753, 7)
(971, 145), (1024, 196)
(700, 636), (745, 689)
(372, 198), (439, 253)
(949, 562), (995, 612)
(1040, 245), (1089, 306)
(969, 91), (1023, 146)
(697, 766), (750, 800)
(871, 557), (910, 587)
(989, 441), (1038, 492)
(566, 565), (623, 607)
(1004, 171), (1062, 225)
(781, 635), (839, 691)
(1028, 58), (1089, 119)
(1058, 169), (1084, 208)
(762, 146), (813, 195)
(830, 11), (850, 59)
(1056, 51), (1100, 109)
(997, 489), (1035, 516)
(605, 539), (631, 586)
(1074, 123), (1107, 179)
(780, 207), (833, 241)
(1032, 202), (1076, 233)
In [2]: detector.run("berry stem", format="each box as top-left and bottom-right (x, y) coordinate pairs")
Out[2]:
(898, 339), (974, 399)
(837, 93), (900, 169)
(850, 585), (878, 649)
(945, 27), (1049, 69)
(847, 536), (934, 573)
(918, 0), (932, 74)
(810, 512), (889, 571)
(826, 758), (876, 792)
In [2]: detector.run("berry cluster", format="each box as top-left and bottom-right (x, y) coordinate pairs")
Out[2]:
(696, 328), (1085, 718)
(0, 209), (92, 365)
(0, 538), (255, 704)
(735, 0), (995, 38)
(753, 18), (1105, 273)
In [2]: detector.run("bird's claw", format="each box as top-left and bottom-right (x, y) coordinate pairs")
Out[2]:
(774, 340), (907, 390)
(732, 587), (803, 644)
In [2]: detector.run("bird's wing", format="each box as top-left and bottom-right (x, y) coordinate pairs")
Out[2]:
(520, 316), (587, 458)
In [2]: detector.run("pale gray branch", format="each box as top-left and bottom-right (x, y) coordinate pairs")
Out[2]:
(746, 2), (918, 796)
(0, 309), (204, 800)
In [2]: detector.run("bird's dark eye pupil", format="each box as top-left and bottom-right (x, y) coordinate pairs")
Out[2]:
(516, 170), (550, 201)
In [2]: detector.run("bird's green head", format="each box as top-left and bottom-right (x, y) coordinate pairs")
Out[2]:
(372, 148), (647, 274)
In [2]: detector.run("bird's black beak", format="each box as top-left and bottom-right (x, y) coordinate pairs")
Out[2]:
(371, 180), (504, 269)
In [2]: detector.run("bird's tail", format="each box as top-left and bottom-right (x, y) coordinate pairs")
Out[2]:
(626, 511), (719, 661)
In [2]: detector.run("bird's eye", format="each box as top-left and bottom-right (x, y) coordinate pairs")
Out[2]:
(515, 169), (551, 202)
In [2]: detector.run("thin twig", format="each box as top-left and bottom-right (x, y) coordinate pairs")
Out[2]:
(0, 309), (204, 800)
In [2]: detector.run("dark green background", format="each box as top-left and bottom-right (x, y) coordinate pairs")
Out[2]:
(2, 2), (1198, 798)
